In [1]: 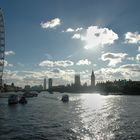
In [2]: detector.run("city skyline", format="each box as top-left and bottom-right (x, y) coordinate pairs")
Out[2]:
(0, 0), (140, 87)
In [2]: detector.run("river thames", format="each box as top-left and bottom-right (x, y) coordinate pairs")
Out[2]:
(0, 92), (140, 140)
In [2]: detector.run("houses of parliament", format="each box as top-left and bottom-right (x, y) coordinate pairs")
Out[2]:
(74, 70), (95, 87)
(47, 70), (96, 93)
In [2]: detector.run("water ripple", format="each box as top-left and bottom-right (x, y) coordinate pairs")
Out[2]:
(0, 93), (140, 139)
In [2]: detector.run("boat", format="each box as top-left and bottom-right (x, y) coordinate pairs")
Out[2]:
(49, 91), (53, 94)
(23, 91), (38, 98)
(19, 96), (27, 104)
(61, 94), (69, 102)
(8, 94), (18, 105)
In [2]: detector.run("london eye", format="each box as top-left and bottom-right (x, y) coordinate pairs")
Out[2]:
(0, 8), (5, 90)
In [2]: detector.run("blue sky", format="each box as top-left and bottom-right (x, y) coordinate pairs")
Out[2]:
(1, 0), (140, 87)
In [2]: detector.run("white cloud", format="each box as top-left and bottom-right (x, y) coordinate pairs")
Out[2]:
(120, 64), (140, 71)
(40, 18), (61, 29)
(3, 60), (13, 67)
(75, 27), (83, 32)
(79, 26), (118, 49)
(125, 32), (140, 44)
(101, 52), (128, 67)
(66, 28), (74, 32)
(3, 63), (140, 87)
(54, 60), (74, 67)
(138, 46), (140, 52)
(5, 51), (15, 56)
(63, 27), (83, 33)
(3, 68), (76, 87)
(72, 34), (81, 39)
(127, 57), (135, 61)
(76, 59), (91, 65)
(136, 54), (140, 61)
(64, 26), (120, 52)
(3, 70), (21, 81)
(39, 60), (54, 67)
(3, 70), (42, 87)
(39, 60), (74, 67)
(95, 64), (140, 82)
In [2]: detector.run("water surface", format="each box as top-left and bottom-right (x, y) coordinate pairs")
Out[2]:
(0, 92), (140, 140)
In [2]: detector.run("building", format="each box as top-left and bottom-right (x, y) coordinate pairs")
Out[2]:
(91, 70), (95, 86)
(48, 78), (52, 89)
(74, 74), (81, 87)
(4, 83), (22, 92)
(43, 78), (46, 90)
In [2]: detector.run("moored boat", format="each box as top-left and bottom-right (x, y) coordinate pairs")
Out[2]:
(8, 94), (18, 105)
(19, 96), (27, 104)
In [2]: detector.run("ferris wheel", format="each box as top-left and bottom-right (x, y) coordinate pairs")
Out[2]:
(0, 8), (5, 90)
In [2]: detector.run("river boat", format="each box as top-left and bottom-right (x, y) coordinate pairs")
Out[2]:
(19, 96), (27, 104)
(61, 94), (69, 102)
(8, 94), (18, 105)
(49, 91), (54, 94)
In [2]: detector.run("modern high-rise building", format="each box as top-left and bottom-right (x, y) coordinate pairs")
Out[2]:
(43, 78), (46, 90)
(74, 74), (81, 87)
(91, 70), (95, 86)
(0, 9), (5, 91)
(48, 78), (52, 89)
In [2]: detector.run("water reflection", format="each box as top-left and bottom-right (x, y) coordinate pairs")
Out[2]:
(70, 94), (121, 139)
(80, 93), (105, 110)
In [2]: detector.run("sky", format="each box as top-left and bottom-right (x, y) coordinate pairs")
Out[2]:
(0, 0), (140, 87)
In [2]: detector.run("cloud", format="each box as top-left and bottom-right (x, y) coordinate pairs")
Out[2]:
(3, 68), (76, 87)
(40, 18), (61, 29)
(72, 34), (81, 39)
(39, 60), (74, 67)
(138, 46), (140, 52)
(54, 60), (74, 67)
(125, 32), (140, 44)
(3, 60), (13, 67)
(39, 60), (53, 67)
(77, 26), (118, 49)
(120, 64), (140, 72)
(75, 27), (83, 32)
(65, 28), (74, 32)
(136, 54), (140, 61)
(101, 52), (128, 67)
(3, 70), (42, 87)
(5, 51), (15, 56)
(64, 26), (118, 49)
(76, 59), (91, 65)
(95, 64), (140, 81)
(63, 27), (83, 33)
(127, 57), (135, 61)
(4, 63), (140, 87)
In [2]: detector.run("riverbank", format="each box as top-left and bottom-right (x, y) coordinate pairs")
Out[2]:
(0, 92), (23, 98)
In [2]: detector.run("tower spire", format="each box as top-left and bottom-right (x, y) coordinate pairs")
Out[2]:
(91, 70), (95, 86)
(92, 70), (94, 75)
